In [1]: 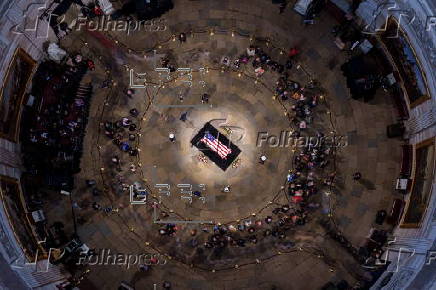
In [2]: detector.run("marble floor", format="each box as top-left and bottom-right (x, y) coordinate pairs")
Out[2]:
(42, 0), (404, 289)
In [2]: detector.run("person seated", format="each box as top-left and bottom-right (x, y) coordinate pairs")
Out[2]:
(260, 53), (269, 64)
(233, 59), (240, 69)
(246, 46), (256, 57)
(126, 89), (135, 97)
(239, 55), (249, 64)
(201, 93), (210, 103)
(122, 117), (131, 127)
(129, 108), (139, 117)
(221, 56), (231, 66)
(288, 47), (299, 58)
(255, 67), (265, 77)
(128, 123), (136, 131)
(87, 60), (95, 71)
(120, 142), (130, 152)
(252, 57), (261, 67)
(73, 54), (83, 65)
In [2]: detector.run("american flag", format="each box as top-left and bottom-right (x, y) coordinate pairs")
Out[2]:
(200, 133), (232, 159)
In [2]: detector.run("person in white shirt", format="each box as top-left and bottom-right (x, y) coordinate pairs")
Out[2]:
(259, 155), (267, 164)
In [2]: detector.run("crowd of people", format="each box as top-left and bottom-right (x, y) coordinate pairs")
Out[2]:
(17, 53), (95, 259)
(103, 111), (140, 158)
(22, 54), (93, 180)
(142, 43), (336, 258)
(231, 43), (320, 133)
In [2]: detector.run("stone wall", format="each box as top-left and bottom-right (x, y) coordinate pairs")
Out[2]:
(356, 1), (436, 289)
(0, 1), (66, 288)
(0, 0), (57, 179)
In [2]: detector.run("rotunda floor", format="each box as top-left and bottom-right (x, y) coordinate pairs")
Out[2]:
(42, 0), (404, 289)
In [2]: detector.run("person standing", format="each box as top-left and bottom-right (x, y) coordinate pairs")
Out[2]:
(179, 32), (187, 43)
(353, 172), (362, 180)
(163, 281), (171, 289)
(279, 1), (287, 14)
(201, 93), (210, 104)
(259, 155), (267, 164)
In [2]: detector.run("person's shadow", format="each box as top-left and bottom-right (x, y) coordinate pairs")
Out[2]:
(358, 178), (376, 190)
(130, 268), (151, 285)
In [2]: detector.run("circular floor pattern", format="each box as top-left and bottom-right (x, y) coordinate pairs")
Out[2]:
(88, 28), (336, 271)
(48, 0), (403, 288)
(137, 67), (292, 222)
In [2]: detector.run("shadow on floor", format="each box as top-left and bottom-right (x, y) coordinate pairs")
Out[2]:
(359, 178), (376, 190)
